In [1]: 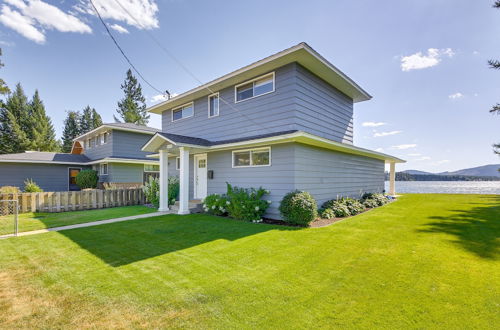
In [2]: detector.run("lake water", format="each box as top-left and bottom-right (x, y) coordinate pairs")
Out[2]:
(385, 181), (500, 194)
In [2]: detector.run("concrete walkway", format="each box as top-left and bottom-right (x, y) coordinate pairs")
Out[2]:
(0, 211), (172, 239)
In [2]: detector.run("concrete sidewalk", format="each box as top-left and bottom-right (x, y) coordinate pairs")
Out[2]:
(0, 211), (172, 239)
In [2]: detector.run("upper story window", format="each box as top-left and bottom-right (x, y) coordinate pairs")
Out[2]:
(94, 136), (100, 146)
(100, 163), (108, 175)
(172, 103), (194, 122)
(232, 147), (271, 167)
(89, 138), (95, 148)
(235, 72), (275, 103)
(144, 164), (159, 172)
(101, 132), (109, 144)
(208, 93), (219, 118)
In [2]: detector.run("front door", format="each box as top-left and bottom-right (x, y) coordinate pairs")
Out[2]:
(194, 154), (208, 199)
(68, 168), (81, 191)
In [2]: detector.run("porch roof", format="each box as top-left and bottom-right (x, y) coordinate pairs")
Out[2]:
(141, 130), (405, 164)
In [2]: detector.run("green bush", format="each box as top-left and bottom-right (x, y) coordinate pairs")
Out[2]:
(76, 170), (98, 189)
(203, 194), (228, 216)
(24, 179), (43, 192)
(279, 190), (318, 226)
(341, 197), (366, 215)
(143, 176), (160, 208)
(225, 183), (270, 221)
(319, 208), (336, 219)
(0, 186), (20, 194)
(168, 176), (180, 206)
(363, 198), (379, 208)
(361, 193), (388, 207)
(322, 200), (350, 217)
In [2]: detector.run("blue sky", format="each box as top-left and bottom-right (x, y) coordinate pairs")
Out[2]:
(0, 0), (499, 172)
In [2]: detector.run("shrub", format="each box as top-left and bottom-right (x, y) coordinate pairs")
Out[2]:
(76, 170), (98, 189)
(279, 190), (318, 226)
(362, 193), (388, 207)
(24, 179), (43, 192)
(203, 194), (228, 216)
(143, 176), (160, 208)
(168, 176), (180, 206)
(225, 183), (270, 221)
(319, 208), (336, 220)
(322, 200), (350, 217)
(363, 198), (379, 209)
(0, 186), (20, 194)
(341, 197), (366, 215)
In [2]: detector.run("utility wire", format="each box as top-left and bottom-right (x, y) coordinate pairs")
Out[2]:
(89, 0), (164, 94)
(112, 0), (275, 134)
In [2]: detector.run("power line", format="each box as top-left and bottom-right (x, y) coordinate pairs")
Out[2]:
(89, 0), (164, 94)
(112, 0), (275, 134)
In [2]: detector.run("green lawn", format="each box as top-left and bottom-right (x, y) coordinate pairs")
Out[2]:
(0, 205), (156, 235)
(0, 194), (498, 328)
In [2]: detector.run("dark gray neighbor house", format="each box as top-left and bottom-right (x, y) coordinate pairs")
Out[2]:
(142, 42), (404, 219)
(0, 123), (160, 192)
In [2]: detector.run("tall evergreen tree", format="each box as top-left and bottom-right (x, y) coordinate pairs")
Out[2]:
(490, 1), (500, 155)
(0, 83), (30, 154)
(28, 90), (59, 151)
(80, 105), (102, 134)
(61, 111), (81, 153)
(0, 49), (10, 97)
(115, 69), (149, 125)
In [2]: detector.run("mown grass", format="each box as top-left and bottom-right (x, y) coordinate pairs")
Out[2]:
(0, 194), (498, 328)
(0, 205), (156, 235)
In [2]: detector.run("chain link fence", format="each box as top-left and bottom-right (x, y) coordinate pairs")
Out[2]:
(0, 200), (18, 237)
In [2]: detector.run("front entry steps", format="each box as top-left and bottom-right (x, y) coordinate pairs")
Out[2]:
(170, 199), (203, 213)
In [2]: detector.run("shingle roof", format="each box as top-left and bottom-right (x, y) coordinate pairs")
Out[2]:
(0, 152), (90, 163)
(156, 130), (299, 147)
(104, 123), (161, 133)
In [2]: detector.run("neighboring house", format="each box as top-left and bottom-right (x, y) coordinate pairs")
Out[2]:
(0, 123), (160, 191)
(142, 42), (405, 219)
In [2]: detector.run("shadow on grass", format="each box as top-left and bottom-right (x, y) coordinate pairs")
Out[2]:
(60, 214), (299, 267)
(419, 195), (500, 260)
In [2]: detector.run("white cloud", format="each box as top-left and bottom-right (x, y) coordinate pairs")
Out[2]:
(0, 5), (45, 43)
(473, 50), (479, 55)
(391, 144), (417, 150)
(373, 130), (402, 137)
(362, 121), (386, 127)
(416, 156), (431, 161)
(109, 23), (128, 34)
(407, 153), (421, 157)
(400, 48), (454, 71)
(150, 92), (178, 103)
(0, 0), (91, 44)
(76, 0), (159, 30)
(434, 160), (450, 165)
(448, 92), (463, 99)
(375, 148), (384, 152)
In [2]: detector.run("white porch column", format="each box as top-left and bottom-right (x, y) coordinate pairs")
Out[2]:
(158, 149), (169, 211)
(178, 147), (190, 215)
(389, 162), (396, 196)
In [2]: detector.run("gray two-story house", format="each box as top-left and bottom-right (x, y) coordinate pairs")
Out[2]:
(142, 43), (404, 219)
(0, 123), (160, 191)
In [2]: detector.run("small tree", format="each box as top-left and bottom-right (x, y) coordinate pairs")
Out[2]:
(75, 170), (98, 189)
(61, 111), (81, 153)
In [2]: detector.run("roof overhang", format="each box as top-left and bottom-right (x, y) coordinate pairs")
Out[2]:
(148, 42), (372, 115)
(0, 159), (86, 165)
(74, 125), (157, 142)
(142, 131), (405, 164)
(0, 157), (159, 165)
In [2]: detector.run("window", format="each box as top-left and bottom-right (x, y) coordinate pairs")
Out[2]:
(94, 136), (100, 146)
(144, 164), (160, 172)
(101, 132), (109, 144)
(235, 73), (274, 102)
(232, 147), (271, 167)
(172, 103), (194, 121)
(100, 163), (108, 175)
(208, 93), (219, 117)
(176, 157), (180, 170)
(89, 138), (95, 148)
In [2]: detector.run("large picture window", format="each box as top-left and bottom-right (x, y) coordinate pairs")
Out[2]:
(144, 164), (160, 172)
(235, 73), (275, 102)
(232, 147), (271, 167)
(172, 103), (194, 121)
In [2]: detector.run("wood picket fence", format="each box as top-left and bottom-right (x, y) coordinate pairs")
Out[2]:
(0, 188), (145, 214)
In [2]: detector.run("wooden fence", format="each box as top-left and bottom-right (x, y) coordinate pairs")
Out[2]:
(0, 188), (145, 213)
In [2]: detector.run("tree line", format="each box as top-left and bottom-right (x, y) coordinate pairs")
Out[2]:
(0, 48), (151, 154)
(386, 172), (500, 182)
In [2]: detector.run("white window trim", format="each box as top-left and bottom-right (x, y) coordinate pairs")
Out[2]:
(176, 157), (180, 170)
(144, 164), (160, 172)
(171, 102), (194, 122)
(234, 72), (275, 104)
(232, 146), (272, 168)
(207, 92), (220, 118)
(100, 163), (108, 175)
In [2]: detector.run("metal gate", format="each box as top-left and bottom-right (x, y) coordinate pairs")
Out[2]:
(0, 200), (18, 237)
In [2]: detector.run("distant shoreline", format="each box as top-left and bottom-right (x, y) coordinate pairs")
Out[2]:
(385, 173), (500, 182)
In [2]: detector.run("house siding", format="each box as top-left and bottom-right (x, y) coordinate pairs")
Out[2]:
(293, 144), (385, 206)
(111, 130), (155, 159)
(161, 63), (354, 144)
(0, 163), (90, 191)
(83, 131), (113, 161)
(107, 163), (144, 183)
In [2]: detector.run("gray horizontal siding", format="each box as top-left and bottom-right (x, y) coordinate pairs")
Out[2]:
(83, 131), (113, 160)
(293, 144), (384, 207)
(206, 143), (295, 219)
(0, 163), (90, 192)
(112, 130), (155, 159)
(107, 163), (144, 183)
